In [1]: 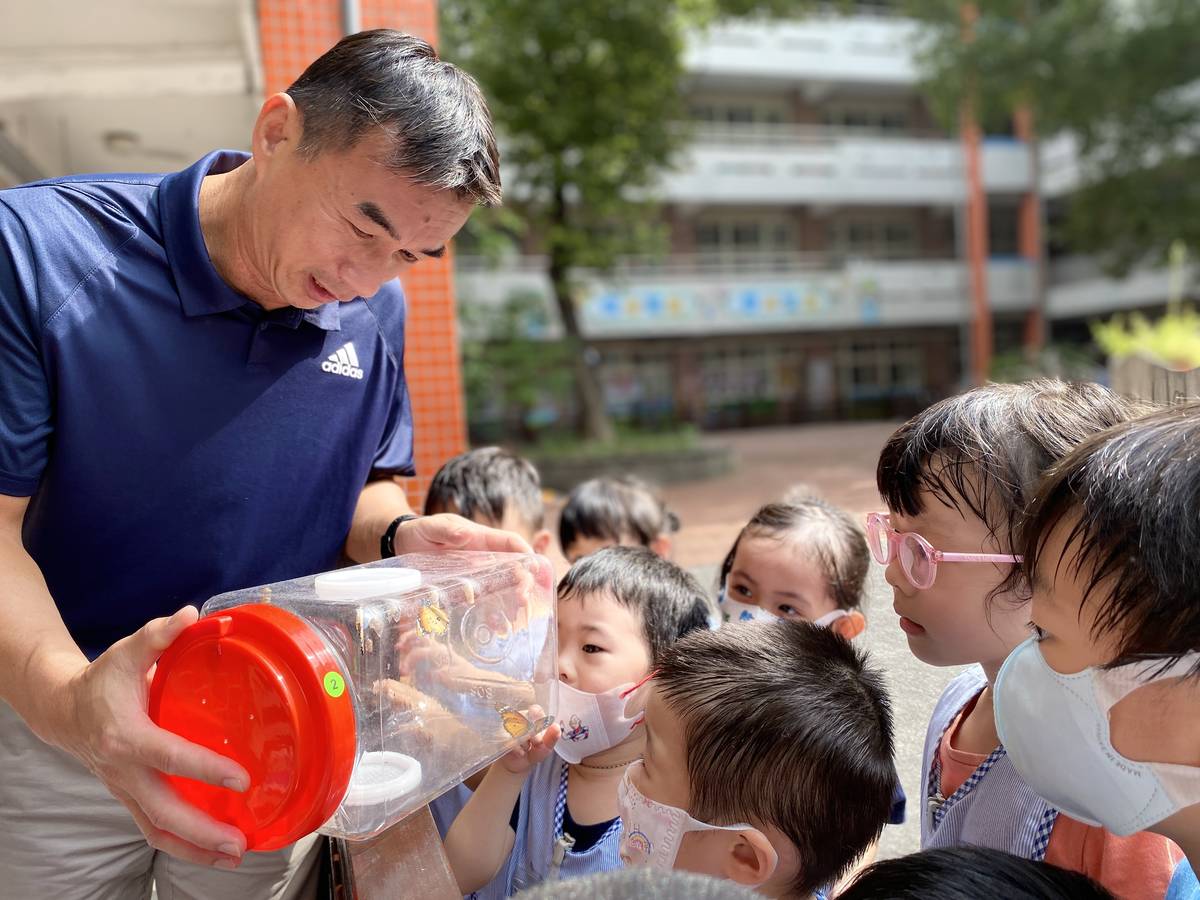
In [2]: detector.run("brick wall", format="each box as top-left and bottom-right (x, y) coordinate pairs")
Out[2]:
(257, 0), (467, 512)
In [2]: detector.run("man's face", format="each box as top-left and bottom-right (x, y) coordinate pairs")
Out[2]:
(251, 103), (475, 311)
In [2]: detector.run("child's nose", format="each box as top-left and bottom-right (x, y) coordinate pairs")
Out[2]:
(883, 558), (911, 594)
(558, 657), (575, 685)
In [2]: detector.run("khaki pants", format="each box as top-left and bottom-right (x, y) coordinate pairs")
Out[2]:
(0, 701), (321, 900)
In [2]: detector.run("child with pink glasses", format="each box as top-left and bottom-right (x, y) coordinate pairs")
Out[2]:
(873, 380), (1184, 900)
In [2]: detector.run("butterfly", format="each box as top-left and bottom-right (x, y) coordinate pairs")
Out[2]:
(416, 600), (450, 638)
(498, 707), (554, 739)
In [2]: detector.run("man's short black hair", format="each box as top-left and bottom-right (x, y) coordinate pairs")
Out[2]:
(655, 621), (895, 896)
(876, 380), (1144, 595)
(840, 847), (1115, 900)
(286, 29), (501, 206)
(1021, 402), (1200, 672)
(558, 476), (679, 556)
(557, 546), (712, 663)
(424, 447), (543, 531)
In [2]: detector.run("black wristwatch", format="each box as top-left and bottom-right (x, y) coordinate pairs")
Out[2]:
(380, 514), (421, 559)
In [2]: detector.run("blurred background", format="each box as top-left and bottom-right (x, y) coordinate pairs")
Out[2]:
(3, 0), (1197, 856)
(3, 0), (1198, 497)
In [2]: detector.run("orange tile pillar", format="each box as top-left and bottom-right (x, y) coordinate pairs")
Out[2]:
(960, 3), (992, 385)
(1014, 106), (1047, 354)
(258, 0), (468, 512)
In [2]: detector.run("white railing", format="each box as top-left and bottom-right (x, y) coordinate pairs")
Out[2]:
(454, 256), (1036, 338)
(683, 121), (949, 147)
(686, 16), (922, 85)
(455, 250), (957, 278)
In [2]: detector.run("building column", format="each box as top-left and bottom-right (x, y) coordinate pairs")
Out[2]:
(257, 0), (467, 511)
(960, 3), (992, 385)
(1014, 105), (1047, 354)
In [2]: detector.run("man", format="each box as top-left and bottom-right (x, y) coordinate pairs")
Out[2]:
(0, 30), (515, 899)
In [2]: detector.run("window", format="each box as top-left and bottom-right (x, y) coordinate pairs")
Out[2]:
(831, 217), (916, 258)
(823, 104), (911, 134)
(688, 95), (792, 128)
(694, 215), (793, 257)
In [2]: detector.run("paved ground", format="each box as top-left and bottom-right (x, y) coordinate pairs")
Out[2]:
(660, 423), (962, 859)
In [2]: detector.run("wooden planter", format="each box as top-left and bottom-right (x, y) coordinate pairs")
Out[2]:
(1109, 354), (1200, 406)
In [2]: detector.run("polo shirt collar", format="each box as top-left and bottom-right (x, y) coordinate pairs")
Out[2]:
(157, 150), (341, 332)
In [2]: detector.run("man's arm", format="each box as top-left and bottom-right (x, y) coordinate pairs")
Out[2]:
(343, 477), (418, 563)
(0, 494), (251, 869)
(344, 476), (532, 563)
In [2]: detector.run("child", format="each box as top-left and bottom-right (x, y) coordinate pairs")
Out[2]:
(443, 546), (712, 896)
(717, 488), (867, 640)
(997, 403), (1200, 896)
(715, 488), (905, 843)
(839, 847), (1116, 900)
(874, 379), (1182, 898)
(617, 620), (896, 898)
(557, 475), (679, 563)
(425, 446), (554, 555)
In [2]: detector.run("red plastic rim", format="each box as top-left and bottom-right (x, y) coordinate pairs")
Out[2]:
(148, 604), (357, 851)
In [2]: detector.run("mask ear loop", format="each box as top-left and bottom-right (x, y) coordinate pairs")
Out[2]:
(620, 669), (659, 731)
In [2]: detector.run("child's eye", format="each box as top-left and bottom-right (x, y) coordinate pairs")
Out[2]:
(582, 644), (604, 654)
(733, 584), (753, 598)
(1027, 621), (1047, 641)
(777, 604), (802, 619)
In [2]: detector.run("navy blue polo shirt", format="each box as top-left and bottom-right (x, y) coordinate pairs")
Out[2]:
(0, 151), (415, 656)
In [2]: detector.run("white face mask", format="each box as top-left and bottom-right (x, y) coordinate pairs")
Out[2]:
(553, 678), (646, 765)
(719, 589), (849, 629)
(995, 636), (1200, 836)
(718, 593), (777, 624)
(617, 761), (771, 877)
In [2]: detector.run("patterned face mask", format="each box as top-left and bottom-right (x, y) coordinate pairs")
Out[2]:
(616, 761), (771, 880)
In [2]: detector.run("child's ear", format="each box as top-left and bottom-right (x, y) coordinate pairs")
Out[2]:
(531, 529), (554, 556)
(722, 829), (779, 887)
(649, 533), (673, 560)
(832, 610), (867, 640)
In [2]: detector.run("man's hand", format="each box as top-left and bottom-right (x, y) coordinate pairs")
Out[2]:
(45, 607), (251, 869)
(395, 513), (532, 555)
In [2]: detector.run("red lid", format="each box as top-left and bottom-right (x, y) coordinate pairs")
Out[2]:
(148, 603), (357, 851)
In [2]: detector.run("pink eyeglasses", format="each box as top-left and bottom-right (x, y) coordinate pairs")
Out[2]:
(865, 512), (1021, 590)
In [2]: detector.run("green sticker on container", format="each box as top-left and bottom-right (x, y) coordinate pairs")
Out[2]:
(323, 671), (346, 699)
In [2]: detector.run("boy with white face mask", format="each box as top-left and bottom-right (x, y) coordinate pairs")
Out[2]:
(998, 404), (1200, 898)
(443, 546), (711, 897)
(618, 620), (896, 899)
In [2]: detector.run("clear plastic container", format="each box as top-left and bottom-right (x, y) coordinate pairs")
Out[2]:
(148, 551), (556, 850)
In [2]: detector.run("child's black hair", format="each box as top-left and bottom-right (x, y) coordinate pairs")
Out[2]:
(840, 847), (1115, 900)
(719, 488), (868, 610)
(656, 621), (895, 896)
(1021, 402), (1200, 672)
(557, 545), (712, 663)
(876, 380), (1144, 596)
(558, 476), (679, 557)
(424, 447), (543, 531)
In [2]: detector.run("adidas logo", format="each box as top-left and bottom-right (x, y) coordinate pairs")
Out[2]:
(321, 342), (365, 380)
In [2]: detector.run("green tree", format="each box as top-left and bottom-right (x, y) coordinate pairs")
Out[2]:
(905, 0), (1200, 274)
(441, 0), (823, 442)
(459, 290), (574, 444)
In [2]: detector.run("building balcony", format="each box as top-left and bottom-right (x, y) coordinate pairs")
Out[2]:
(455, 253), (1035, 339)
(685, 16), (920, 87)
(660, 123), (1033, 205)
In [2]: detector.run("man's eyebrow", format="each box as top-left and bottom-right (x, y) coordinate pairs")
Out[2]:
(356, 201), (397, 240)
(357, 203), (446, 259)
